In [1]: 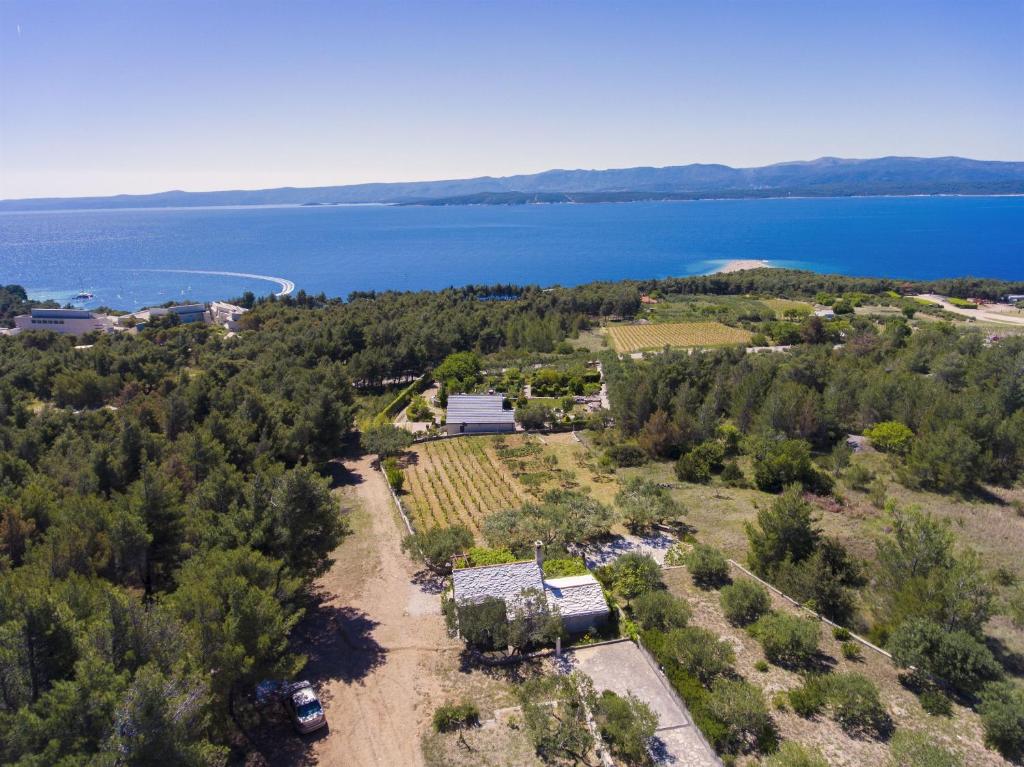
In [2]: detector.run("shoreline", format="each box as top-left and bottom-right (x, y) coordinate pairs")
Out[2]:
(2, 193), (1023, 216)
(710, 259), (773, 274)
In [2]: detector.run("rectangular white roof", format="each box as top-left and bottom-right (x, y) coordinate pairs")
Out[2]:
(446, 394), (515, 425)
(543, 574), (610, 619)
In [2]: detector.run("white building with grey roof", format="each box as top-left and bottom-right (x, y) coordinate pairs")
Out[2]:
(451, 543), (610, 635)
(445, 393), (516, 435)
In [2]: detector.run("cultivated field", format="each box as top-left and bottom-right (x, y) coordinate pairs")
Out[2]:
(401, 433), (618, 538)
(607, 321), (753, 353)
(402, 436), (527, 536)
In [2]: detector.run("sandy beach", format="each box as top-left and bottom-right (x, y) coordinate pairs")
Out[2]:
(712, 259), (772, 274)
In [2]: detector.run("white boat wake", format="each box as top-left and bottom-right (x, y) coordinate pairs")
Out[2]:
(131, 268), (295, 296)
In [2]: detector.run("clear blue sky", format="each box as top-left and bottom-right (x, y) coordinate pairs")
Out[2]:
(1, 0), (1022, 199)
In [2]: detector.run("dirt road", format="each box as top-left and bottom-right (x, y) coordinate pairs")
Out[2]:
(300, 456), (455, 766)
(918, 294), (1024, 326)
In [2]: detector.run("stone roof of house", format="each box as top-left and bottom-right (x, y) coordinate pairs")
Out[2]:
(452, 563), (609, 620)
(543, 575), (610, 618)
(452, 561), (543, 605)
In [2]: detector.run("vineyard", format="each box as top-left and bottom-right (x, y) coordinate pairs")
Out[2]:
(401, 433), (617, 537)
(607, 321), (753, 353)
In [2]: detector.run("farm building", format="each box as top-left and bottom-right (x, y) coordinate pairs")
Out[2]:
(451, 543), (610, 634)
(445, 393), (515, 435)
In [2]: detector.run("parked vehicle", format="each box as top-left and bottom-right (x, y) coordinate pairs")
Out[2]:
(255, 679), (327, 734)
(283, 681), (327, 733)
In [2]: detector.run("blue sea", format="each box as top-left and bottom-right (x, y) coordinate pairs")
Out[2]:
(0, 196), (1021, 311)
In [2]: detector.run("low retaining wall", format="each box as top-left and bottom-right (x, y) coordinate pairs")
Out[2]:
(379, 463), (415, 536)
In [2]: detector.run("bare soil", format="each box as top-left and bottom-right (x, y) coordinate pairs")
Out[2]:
(257, 455), (457, 767)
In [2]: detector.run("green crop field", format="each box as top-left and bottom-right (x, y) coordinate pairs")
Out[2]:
(607, 321), (753, 352)
(401, 433), (618, 537)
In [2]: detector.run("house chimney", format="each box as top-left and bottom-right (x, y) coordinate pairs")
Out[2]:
(534, 540), (544, 568)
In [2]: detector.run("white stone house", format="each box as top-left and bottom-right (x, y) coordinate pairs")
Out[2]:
(451, 543), (610, 635)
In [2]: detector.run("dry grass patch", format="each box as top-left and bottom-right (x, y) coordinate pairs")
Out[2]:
(607, 321), (753, 353)
(762, 298), (814, 318)
(422, 656), (547, 767)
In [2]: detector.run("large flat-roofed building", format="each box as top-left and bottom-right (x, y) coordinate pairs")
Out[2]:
(13, 308), (116, 336)
(445, 393), (516, 435)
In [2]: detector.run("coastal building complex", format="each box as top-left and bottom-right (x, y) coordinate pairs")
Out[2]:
(5, 301), (249, 337)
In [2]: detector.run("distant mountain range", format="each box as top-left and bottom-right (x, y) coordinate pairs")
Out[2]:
(3, 156), (1023, 211)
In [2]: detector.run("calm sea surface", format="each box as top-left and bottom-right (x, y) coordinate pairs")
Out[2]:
(0, 197), (1021, 310)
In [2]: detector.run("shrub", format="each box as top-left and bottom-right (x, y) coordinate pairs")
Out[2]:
(595, 690), (659, 766)
(919, 688), (952, 717)
(465, 546), (517, 567)
(456, 597), (508, 650)
(840, 641), (862, 661)
(864, 421), (914, 454)
(720, 460), (745, 486)
(382, 457), (405, 492)
(832, 626), (851, 641)
(719, 580), (771, 626)
(977, 680), (1024, 763)
(705, 678), (772, 754)
(606, 553), (663, 601)
(432, 701), (480, 732)
(664, 542), (688, 566)
(516, 401), (551, 429)
(843, 463), (874, 491)
(685, 543), (730, 588)
(752, 438), (831, 494)
(666, 626), (736, 685)
(401, 525), (473, 574)
(761, 742), (828, 767)
(824, 673), (889, 737)
(406, 395), (433, 422)
(788, 676), (827, 717)
(676, 450), (711, 484)
(750, 613), (820, 667)
(632, 590), (691, 632)
(360, 423), (414, 458)
(542, 557), (589, 578)
(888, 618), (1001, 696)
(754, 660), (769, 673)
(890, 730), (962, 767)
(606, 444), (647, 467)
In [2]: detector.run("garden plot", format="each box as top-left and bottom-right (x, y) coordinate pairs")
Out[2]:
(607, 322), (752, 353)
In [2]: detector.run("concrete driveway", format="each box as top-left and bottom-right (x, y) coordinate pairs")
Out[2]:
(563, 640), (720, 767)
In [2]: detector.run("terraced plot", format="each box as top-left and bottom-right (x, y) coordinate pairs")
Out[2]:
(607, 321), (753, 353)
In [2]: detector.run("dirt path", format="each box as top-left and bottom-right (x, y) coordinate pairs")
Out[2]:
(302, 456), (455, 767)
(919, 294), (1024, 326)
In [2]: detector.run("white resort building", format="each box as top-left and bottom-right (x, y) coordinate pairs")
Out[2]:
(12, 308), (118, 336)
